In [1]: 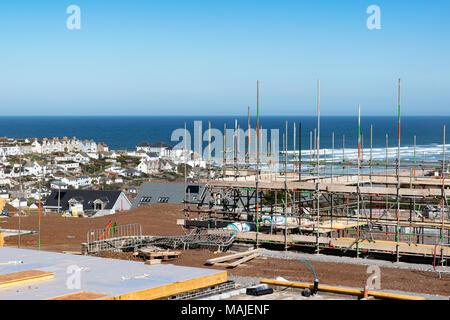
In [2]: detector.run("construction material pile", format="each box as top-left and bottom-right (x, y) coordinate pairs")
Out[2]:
(146, 228), (236, 251)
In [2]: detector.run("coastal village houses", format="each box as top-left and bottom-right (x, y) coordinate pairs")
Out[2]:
(43, 190), (131, 216)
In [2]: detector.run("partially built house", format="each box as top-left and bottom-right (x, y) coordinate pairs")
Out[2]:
(181, 80), (450, 264)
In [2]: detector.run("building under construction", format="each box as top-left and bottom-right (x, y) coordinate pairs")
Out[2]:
(182, 80), (450, 265)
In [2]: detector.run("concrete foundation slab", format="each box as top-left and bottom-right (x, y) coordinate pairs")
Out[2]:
(0, 247), (227, 300)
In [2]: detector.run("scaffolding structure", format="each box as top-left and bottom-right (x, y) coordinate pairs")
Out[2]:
(183, 80), (450, 265)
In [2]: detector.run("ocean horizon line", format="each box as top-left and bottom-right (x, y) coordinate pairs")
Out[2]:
(1, 115), (450, 118)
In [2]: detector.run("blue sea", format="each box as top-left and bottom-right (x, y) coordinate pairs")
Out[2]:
(0, 116), (449, 162)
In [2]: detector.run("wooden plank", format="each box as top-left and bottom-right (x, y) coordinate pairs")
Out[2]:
(104, 271), (228, 300)
(226, 252), (260, 268)
(138, 248), (181, 261)
(62, 251), (82, 255)
(205, 249), (259, 265)
(145, 251), (180, 261)
(209, 180), (446, 197)
(0, 270), (54, 289)
(48, 291), (108, 300)
(145, 259), (162, 265)
(236, 232), (330, 245)
(330, 238), (450, 257)
(148, 251), (180, 258)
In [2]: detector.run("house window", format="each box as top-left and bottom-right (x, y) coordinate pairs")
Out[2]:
(186, 185), (200, 194)
(94, 202), (102, 210)
(158, 197), (169, 203)
(140, 196), (152, 204)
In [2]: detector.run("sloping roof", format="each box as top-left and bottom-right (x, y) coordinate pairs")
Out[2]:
(137, 141), (151, 147)
(131, 181), (206, 208)
(44, 190), (124, 212)
(149, 142), (172, 149)
(146, 152), (159, 158)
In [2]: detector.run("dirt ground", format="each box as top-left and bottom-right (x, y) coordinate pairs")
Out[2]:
(1, 204), (186, 252)
(2, 203), (449, 297)
(95, 249), (450, 296)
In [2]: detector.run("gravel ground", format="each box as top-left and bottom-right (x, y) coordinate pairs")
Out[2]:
(259, 248), (450, 273)
(228, 275), (262, 288)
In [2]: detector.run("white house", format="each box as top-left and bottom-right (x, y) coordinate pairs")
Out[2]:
(0, 146), (21, 157)
(51, 181), (68, 190)
(31, 137), (79, 154)
(168, 145), (184, 158)
(0, 178), (11, 186)
(54, 154), (75, 162)
(160, 159), (176, 172)
(58, 162), (80, 171)
(74, 153), (90, 164)
(86, 152), (99, 160)
(44, 190), (131, 216)
(137, 160), (159, 175)
(29, 203), (39, 209)
(148, 142), (172, 157)
(0, 193), (10, 199)
(10, 198), (27, 208)
(105, 166), (125, 175)
(77, 176), (91, 187)
(79, 140), (97, 153)
(121, 169), (142, 177)
(136, 142), (151, 153)
(24, 162), (45, 176)
(60, 176), (92, 189)
(108, 152), (120, 159)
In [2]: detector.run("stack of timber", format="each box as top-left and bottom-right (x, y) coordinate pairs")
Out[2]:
(138, 246), (181, 264)
(205, 249), (260, 268)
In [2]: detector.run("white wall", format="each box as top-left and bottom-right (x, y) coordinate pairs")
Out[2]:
(113, 192), (132, 212)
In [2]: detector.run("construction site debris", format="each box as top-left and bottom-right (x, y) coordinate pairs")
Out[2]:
(205, 249), (260, 268)
(147, 228), (236, 251)
(246, 284), (273, 296)
(138, 247), (181, 261)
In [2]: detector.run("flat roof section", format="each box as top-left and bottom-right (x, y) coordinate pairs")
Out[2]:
(0, 247), (227, 300)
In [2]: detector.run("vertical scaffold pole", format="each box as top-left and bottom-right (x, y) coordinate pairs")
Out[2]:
(223, 123), (226, 178)
(284, 122), (288, 250)
(208, 120), (211, 176)
(184, 122), (187, 220)
(316, 79), (321, 253)
(342, 134), (345, 178)
(441, 125), (446, 265)
(331, 131), (334, 183)
(256, 80), (260, 248)
(299, 121), (302, 215)
(396, 78), (401, 262)
(386, 134), (388, 183)
(370, 124), (373, 187)
(414, 135), (417, 177)
(357, 104), (361, 258)
(293, 121), (296, 176)
(331, 131), (334, 232)
(299, 122), (302, 181)
(248, 106), (250, 165)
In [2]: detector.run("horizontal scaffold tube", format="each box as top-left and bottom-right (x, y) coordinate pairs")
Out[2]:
(259, 279), (425, 300)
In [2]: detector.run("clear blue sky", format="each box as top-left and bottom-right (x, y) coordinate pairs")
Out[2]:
(0, 0), (449, 116)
